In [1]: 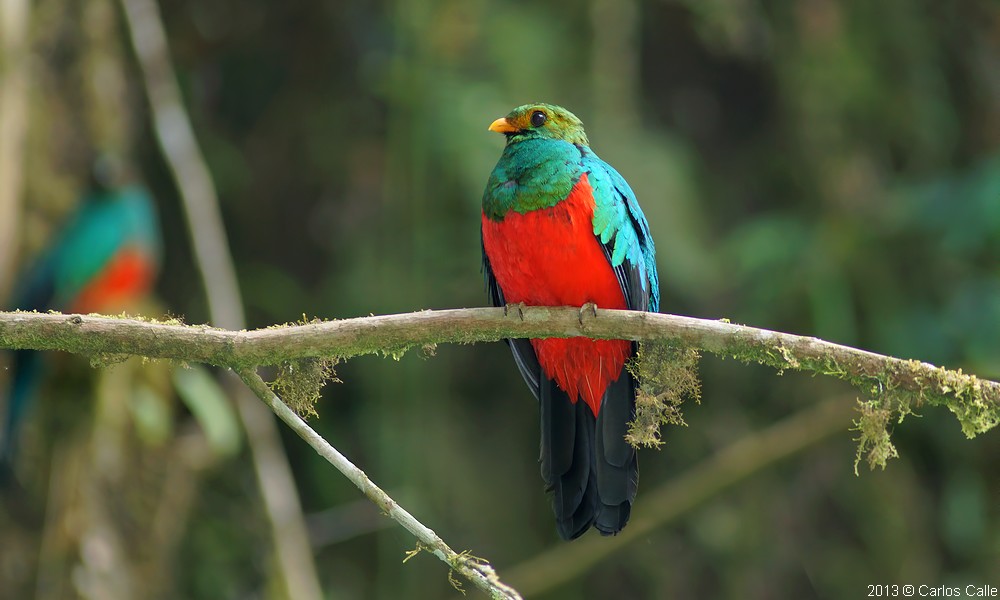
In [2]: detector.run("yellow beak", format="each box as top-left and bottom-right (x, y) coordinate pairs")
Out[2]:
(488, 117), (518, 134)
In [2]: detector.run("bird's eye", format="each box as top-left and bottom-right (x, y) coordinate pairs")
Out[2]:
(530, 110), (547, 128)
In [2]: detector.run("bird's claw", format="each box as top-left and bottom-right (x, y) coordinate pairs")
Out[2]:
(504, 302), (526, 321)
(579, 302), (598, 326)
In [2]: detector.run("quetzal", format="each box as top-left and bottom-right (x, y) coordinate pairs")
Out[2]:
(1, 181), (161, 470)
(481, 103), (659, 540)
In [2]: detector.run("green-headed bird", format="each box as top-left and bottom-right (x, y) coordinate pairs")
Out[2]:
(1, 170), (161, 473)
(481, 103), (659, 539)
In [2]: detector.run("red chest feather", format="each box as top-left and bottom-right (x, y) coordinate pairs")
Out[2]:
(71, 247), (156, 314)
(481, 174), (630, 416)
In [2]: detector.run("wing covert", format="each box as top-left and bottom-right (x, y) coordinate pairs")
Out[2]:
(581, 148), (659, 313)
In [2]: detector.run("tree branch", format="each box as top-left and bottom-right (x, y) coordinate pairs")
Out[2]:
(236, 367), (523, 600)
(0, 307), (997, 437)
(4, 306), (997, 595)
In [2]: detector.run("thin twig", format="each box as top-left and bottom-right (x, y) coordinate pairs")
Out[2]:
(501, 396), (852, 596)
(117, 0), (323, 598)
(0, 308), (997, 425)
(119, 0), (241, 324)
(237, 367), (523, 600)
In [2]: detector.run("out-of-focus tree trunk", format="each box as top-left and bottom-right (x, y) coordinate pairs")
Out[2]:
(590, 0), (640, 136)
(0, 0), (30, 300)
(1, 2), (214, 599)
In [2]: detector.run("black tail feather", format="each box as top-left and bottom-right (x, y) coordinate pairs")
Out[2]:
(539, 379), (599, 540)
(594, 373), (638, 536)
(2, 350), (42, 471)
(539, 371), (639, 540)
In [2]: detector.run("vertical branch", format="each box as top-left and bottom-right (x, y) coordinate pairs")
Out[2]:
(118, 0), (240, 324)
(0, 0), (30, 300)
(118, 1), (324, 599)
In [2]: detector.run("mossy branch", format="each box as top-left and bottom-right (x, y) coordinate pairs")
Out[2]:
(4, 306), (998, 596)
(3, 306), (997, 468)
(0, 308), (996, 421)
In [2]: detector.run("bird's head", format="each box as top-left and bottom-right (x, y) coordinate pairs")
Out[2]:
(488, 103), (589, 146)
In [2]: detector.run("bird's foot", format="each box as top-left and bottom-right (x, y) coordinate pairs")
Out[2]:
(504, 302), (526, 321)
(579, 302), (598, 326)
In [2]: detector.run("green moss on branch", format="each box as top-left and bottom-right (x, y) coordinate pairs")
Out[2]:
(2, 307), (998, 468)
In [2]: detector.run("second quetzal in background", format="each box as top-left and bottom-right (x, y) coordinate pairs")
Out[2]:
(1, 173), (162, 470)
(481, 103), (659, 540)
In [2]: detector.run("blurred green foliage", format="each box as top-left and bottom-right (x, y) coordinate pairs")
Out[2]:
(3, 0), (999, 598)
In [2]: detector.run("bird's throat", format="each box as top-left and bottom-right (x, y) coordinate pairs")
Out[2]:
(482, 138), (584, 220)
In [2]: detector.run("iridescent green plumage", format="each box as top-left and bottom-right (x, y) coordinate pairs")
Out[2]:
(481, 102), (660, 539)
(2, 184), (161, 473)
(483, 103), (659, 311)
(483, 104), (586, 220)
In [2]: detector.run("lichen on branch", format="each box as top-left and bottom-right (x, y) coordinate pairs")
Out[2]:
(1, 307), (998, 469)
(269, 358), (338, 419)
(721, 329), (1000, 469)
(625, 342), (701, 448)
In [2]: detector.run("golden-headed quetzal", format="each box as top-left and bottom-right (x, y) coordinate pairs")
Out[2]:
(481, 103), (659, 540)
(1, 177), (161, 471)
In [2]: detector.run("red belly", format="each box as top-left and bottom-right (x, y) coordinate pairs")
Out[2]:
(481, 173), (630, 416)
(70, 247), (156, 314)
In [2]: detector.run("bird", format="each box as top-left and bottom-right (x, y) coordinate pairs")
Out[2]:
(1, 170), (161, 473)
(480, 103), (659, 540)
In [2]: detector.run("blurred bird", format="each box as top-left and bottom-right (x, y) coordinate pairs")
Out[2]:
(1, 161), (162, 474)
(481, 103), (659, 539)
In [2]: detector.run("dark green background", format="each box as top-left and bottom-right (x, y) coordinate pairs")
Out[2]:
(2, 0), (999, 598)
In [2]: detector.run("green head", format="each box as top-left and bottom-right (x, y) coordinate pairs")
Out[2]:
(488, 103), (589, 146)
